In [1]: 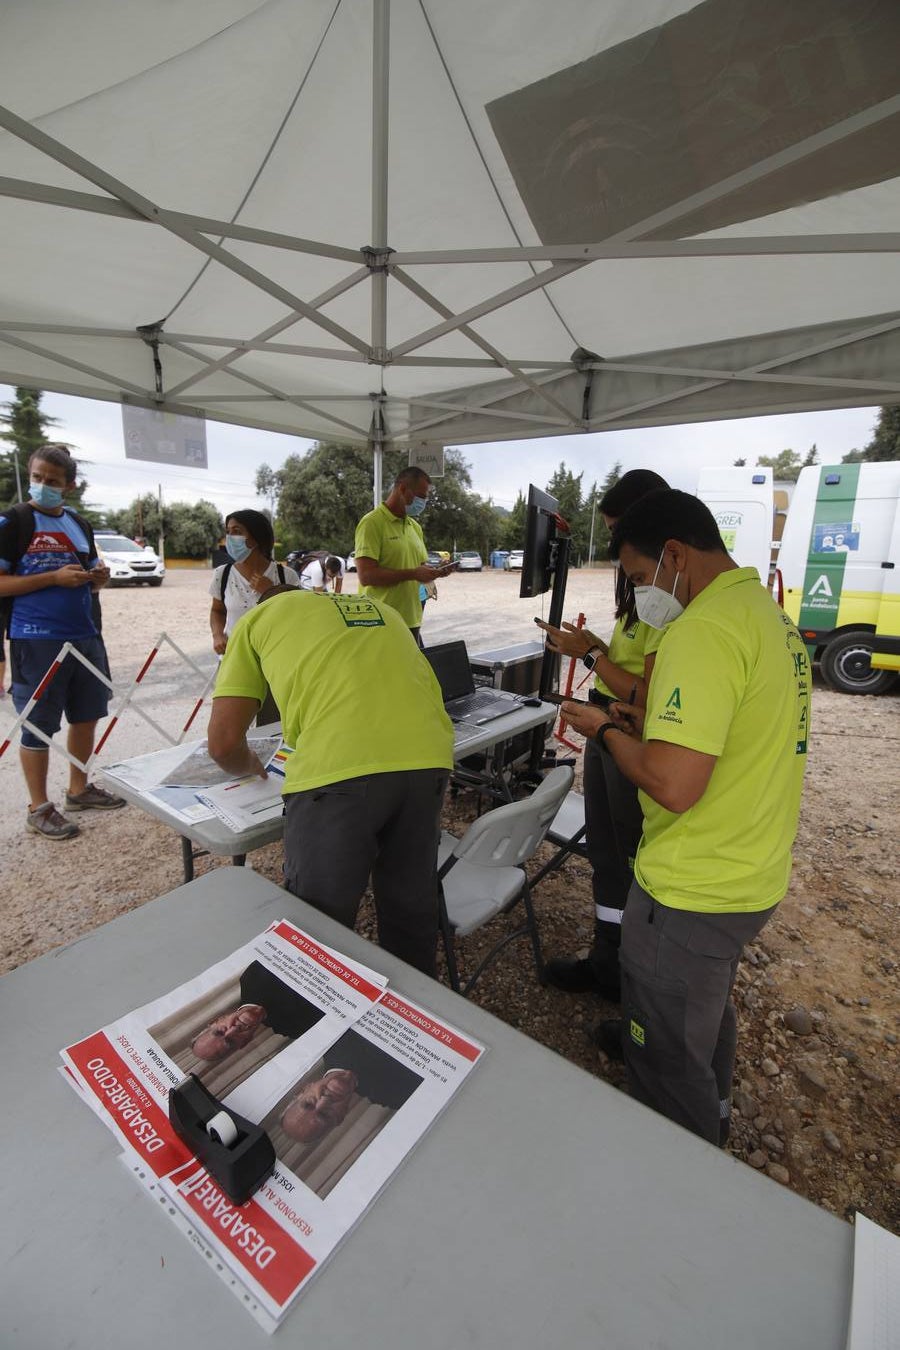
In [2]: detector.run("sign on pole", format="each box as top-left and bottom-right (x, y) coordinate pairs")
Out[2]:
(409, 443), (445, 478)
(121, 399), (208, 468)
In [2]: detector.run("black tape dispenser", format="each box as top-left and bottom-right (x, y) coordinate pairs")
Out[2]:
(169, 1075), (276, 1205)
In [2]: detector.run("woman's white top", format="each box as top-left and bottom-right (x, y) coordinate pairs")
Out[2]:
(209, 559), (300, 635)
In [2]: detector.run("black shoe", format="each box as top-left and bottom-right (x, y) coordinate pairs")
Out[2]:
(543, 957), (599, 993)
(589, 1018), (625, 1063)
(543, 956), (622, 1003)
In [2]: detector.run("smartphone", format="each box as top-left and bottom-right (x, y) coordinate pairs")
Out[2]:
(542, 691), (587, 706)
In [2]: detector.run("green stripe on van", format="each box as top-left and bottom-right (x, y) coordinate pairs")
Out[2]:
(797, 464), (860, 632)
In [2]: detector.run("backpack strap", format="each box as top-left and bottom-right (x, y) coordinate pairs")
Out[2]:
(219, 560), (234, 602)
(276, 563), (285, 584)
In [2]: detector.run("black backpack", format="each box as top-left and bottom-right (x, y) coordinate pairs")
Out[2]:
(218, 559), (285, 601)
(0, 502), (101, 637)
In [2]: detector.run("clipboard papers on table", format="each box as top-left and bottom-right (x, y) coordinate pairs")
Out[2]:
(198, 747), (293, 831)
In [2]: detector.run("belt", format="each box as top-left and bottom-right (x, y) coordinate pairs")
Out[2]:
(588, 689), (614, 709)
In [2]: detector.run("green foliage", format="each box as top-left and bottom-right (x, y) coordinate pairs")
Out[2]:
(755, 447), (807, 483)
(499, 491), (527, 551)
(0, 387), (61, 506)
(273, 442), (500, 557)
(254, 462), (280, 516)
(843, 407), (900, 463)
(106, 494), (223, 558)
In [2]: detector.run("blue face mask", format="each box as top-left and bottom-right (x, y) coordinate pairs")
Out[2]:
(30, 481), (65, 510)
(406, 494), (428, 519)
(225, 534), (252, 562)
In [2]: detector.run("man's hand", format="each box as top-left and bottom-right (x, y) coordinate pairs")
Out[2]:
(412, 563), (444, 584)
(435, 561), (459, 577)
(608, 701), (645, 737)
(560, 700), (609, 739)
(534, 618), (608, 660)
(55, 564), (95, 588)
(89, 561), (110, 591)
(212, 634), (228, 656)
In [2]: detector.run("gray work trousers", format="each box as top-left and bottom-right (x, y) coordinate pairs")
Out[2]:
(283, 768), (449, 977)
(619, 881), (774, 1144)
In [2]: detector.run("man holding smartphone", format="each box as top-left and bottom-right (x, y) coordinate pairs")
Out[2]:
(562, 490), (810, 1146)
(354, 466), (456, 645)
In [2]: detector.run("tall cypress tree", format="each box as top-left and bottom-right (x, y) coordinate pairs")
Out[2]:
(0, 387), (61, 506)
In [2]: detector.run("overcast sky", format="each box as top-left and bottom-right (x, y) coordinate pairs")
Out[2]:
(2, 384), (879, 518)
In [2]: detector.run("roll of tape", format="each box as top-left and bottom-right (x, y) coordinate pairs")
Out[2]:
(206, 1110), (238, 1148)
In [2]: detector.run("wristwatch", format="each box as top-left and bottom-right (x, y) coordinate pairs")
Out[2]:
(582, 646), (603, 670)
(595, 721), (621, 750)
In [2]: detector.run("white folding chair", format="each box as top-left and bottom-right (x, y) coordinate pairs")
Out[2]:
(529, 790), (588, 889)
(437, 766), (574, 995)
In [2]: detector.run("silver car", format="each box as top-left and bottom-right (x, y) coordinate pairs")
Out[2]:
(455, 550), (483, 571)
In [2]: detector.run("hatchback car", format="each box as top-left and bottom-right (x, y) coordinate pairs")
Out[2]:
(95, 533), (165, 586)
(504, 549), (525, 570)
(454, 550), (483, 571)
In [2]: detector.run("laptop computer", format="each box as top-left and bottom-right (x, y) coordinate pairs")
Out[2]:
(424, 640), (522, 724)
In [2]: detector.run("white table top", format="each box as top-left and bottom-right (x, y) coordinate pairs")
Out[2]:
(0, 869), (851, 1350)
(99, 702), (558, 856)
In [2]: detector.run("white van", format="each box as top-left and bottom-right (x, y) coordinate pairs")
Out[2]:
(696, 466), (775, 581)
(94, 532), (165, 587)
(779, 463), (899, 694)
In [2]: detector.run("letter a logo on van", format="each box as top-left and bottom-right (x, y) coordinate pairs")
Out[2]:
(666, 687), (682, 710)
(808, 574), (833, 598)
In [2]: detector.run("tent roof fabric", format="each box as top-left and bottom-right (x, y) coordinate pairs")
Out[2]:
(2, 0), (899, 450)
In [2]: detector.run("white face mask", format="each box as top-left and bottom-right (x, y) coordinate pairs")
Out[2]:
(633, 550), (684, 629)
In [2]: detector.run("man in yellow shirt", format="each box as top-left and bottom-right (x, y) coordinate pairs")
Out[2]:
(354, 466), (455, 642)
(563, 490), (810, 1145)
(206, 588), (454, 975)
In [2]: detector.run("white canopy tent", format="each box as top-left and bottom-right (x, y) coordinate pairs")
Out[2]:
(2, 0), (899, 497)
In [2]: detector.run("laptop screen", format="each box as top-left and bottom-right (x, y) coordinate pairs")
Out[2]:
(423, 640), (475, 703)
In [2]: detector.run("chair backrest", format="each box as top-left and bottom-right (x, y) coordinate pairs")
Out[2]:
(450, 766), (575, 871)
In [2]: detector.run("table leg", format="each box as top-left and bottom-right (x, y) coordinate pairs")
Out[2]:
(180, 835), (194, 883)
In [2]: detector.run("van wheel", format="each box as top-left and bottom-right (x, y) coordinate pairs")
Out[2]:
(820, 630), (897, 695)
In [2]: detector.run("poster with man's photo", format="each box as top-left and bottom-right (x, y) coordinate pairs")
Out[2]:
(59, 924), (484, 1332)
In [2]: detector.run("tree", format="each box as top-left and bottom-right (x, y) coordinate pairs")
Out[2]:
(106, 495), (223, 558)
(0, 387), (60, 506)
(843, 406), (900, 463)
(499, 491), (527, 551)
(755, 448), (805, 483)
(276, 443), (407, 553)
(255, 462), (281, 516)
(274, 441), (498, 557)
(733, 457), (747, 466)
(588, 461), (622, 562)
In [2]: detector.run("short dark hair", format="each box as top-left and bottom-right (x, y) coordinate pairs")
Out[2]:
(610, 489), (728, 561)
(394, 465), (431, 489)
(599, 468), (669, 518)
(29, 442), (78, 484)
(225, 509), (275, 559)
(324, 556), (342, 575)
(256, 583), (298, 605)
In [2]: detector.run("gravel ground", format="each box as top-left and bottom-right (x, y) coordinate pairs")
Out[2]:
(1, 567), (897, 1232)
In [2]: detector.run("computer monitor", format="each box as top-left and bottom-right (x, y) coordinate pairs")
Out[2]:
(519, 484), (560, 599)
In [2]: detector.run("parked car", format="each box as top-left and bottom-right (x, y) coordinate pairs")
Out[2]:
(94, 532), (165, 586)
(345, 552), (357, 572)
(504, 549), (525, 571)
(454, 550), (483, 571)
(426, 549), (451, 567)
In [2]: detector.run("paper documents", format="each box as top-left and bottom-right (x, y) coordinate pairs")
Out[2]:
(846, 1212), (900, 1350)
(60, 920), (484, 1332)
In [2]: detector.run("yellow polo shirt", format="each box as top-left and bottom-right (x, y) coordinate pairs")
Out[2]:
(354, 502), (427, 628)
(635, 568), (810, 914)
(213, 591), (453, 793)
(594, 617), (664, 698)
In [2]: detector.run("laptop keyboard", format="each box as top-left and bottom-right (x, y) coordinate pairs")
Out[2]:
(449, 690), (510, 720)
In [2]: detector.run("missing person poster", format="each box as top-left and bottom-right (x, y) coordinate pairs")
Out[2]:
(60, 923), (484, 1331)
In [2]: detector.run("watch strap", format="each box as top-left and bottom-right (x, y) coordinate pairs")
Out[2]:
(595, 721), (621, 750)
